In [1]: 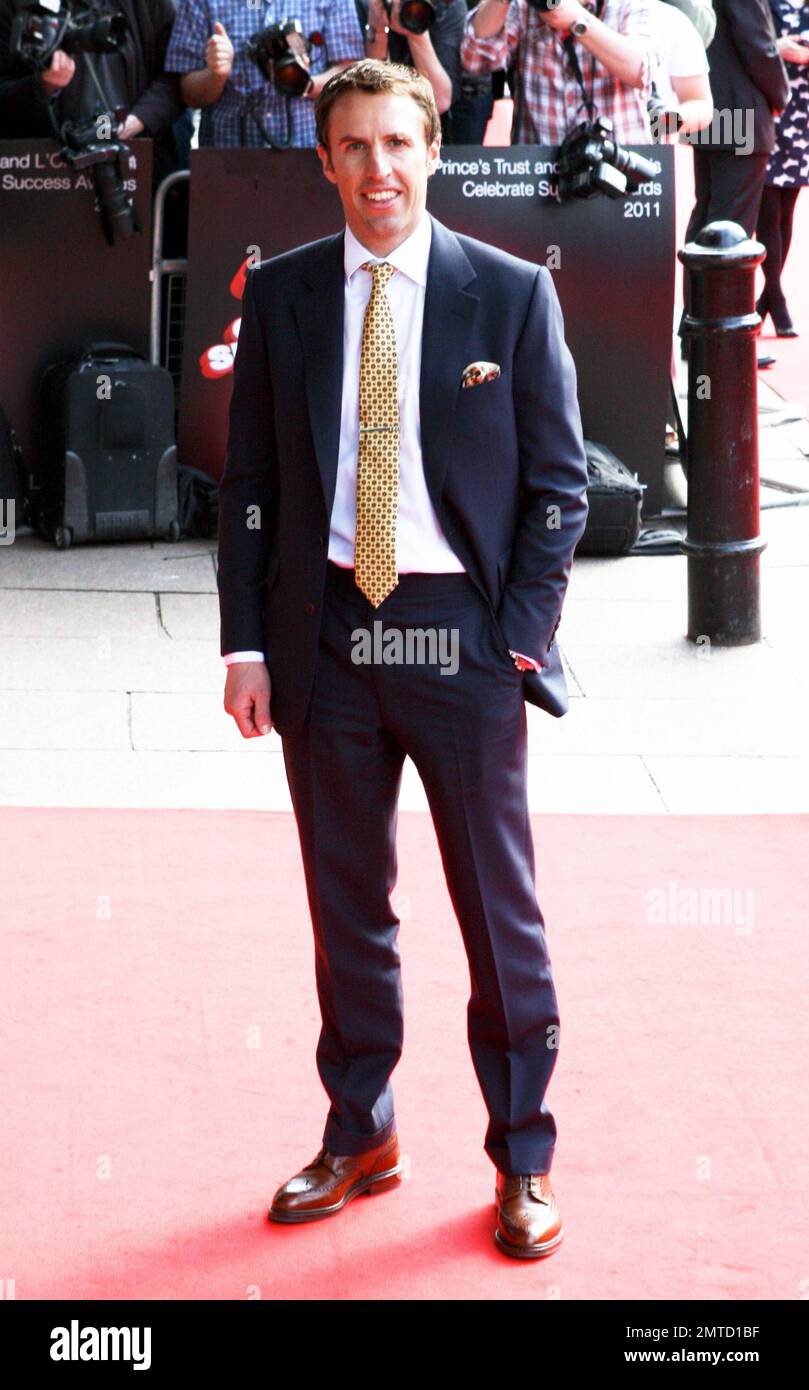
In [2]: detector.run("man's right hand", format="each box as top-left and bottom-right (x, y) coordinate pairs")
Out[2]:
(224, 661), (273, 738)
(40, 50), (76, 92)
(206, 21), (234, 79)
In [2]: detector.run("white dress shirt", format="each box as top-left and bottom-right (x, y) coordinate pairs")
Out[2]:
(328, 211), (464, 574)
(223, 211), (540, 670)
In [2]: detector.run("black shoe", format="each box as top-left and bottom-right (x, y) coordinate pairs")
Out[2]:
(757, 294), (797, 337)
(758, 354), (776, 369)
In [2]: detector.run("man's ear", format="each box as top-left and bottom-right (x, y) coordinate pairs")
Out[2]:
(317, 142), (337, 185)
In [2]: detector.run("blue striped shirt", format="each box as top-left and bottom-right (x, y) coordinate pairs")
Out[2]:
(164, 0), (366, 147)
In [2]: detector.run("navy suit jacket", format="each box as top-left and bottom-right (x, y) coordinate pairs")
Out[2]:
(701, 0), (790, 153)
(217, 211), (590, 739)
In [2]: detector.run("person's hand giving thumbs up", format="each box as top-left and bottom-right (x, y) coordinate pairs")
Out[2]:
(206, 20), (234, 80)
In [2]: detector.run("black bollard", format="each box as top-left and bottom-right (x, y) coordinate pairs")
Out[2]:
(678, 221), (767, 645)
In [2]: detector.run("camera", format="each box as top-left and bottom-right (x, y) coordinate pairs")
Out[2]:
(556, 115), (658, 200)
(375, 0), (462, 38)
(9, 0), (126, 64)
(9, 1), (139, 244)
(59, 111), (139, 243)
(245, 19), (315, 98)
(380, 0), (439, 35)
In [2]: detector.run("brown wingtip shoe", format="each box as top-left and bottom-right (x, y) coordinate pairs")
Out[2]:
(268, 1131), (402, 1223)
(494, 1171), (564, 1259)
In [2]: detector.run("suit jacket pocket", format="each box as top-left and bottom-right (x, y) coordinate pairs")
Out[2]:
(457, 366), (512, 405)
(454, 368), (513, 443)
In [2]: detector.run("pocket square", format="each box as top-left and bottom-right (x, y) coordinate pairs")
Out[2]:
(461, 360), (501, 389)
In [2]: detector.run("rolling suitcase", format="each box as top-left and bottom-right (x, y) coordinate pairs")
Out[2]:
(34, 342), (179, 548)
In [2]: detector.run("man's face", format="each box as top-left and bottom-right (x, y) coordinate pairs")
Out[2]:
(317, 91), (441, 255)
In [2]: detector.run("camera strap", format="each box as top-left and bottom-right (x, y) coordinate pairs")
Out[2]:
(561, 0), (605, 124)
(511, 0), (607, 142)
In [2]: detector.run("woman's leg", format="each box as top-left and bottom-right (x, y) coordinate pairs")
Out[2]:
(758, 185), (798, 330)
(779, 186), (801, 272)
(756, 183), (780, 322)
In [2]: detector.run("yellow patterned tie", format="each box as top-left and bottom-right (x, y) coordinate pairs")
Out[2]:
(355, 261), (400, 607)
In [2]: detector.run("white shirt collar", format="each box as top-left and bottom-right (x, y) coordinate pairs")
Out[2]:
(344, 209), (432, 288)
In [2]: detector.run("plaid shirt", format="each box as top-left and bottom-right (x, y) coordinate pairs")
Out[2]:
(460, 0), (661, 145)
(164, 0), (365, 147)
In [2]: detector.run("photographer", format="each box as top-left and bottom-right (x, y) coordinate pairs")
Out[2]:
(649, 0), (713, 140)
(0, 0), (185, 186)
(355, 0), (466, 124)
(459, 0), (663, 145)
(164, 0), (365, 147)
(447, 12), (495, 145)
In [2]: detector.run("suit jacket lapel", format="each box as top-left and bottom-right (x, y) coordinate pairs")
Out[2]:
(293, 212), (479, 524)
(419, 213), (479, 515)
(294, 229), (346, 522)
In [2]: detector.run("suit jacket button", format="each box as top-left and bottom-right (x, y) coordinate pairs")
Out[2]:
(317, 534), (326, 547)
(304, 602), (315, 615)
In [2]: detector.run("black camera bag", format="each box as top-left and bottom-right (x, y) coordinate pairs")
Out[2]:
(574, 439), (645, 556)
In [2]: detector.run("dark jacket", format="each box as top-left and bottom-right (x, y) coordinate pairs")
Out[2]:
(217, 213), (590, 737)
(700, 0), (790, 151)
(0, 0), (183, 184)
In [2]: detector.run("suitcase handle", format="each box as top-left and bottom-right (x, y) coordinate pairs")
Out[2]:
(80, 342), (143, 362)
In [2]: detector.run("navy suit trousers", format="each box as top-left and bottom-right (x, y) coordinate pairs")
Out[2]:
(280, 559), (560, 1177)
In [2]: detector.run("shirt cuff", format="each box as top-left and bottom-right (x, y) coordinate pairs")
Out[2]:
(223, 651), (266, 665)
(509, 650), (543, 672)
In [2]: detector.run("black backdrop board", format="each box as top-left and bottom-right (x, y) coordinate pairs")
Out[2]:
(431, 145), (675, 516)
(0, 139), (153, 488)
(179, 148), (344, 490)
(180, 145), (674, 514)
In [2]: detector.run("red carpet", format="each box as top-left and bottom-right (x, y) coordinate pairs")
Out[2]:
(2, 806), (807, 1300)
(485, 100), (809, 416)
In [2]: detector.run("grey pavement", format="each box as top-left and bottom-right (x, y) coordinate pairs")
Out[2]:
(1, 361), (807, 814)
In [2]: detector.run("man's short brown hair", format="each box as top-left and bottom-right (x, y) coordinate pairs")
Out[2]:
(314, 58), (441, 154)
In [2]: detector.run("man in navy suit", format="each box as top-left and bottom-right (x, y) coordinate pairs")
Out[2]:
(218, 58), (589, 1258)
